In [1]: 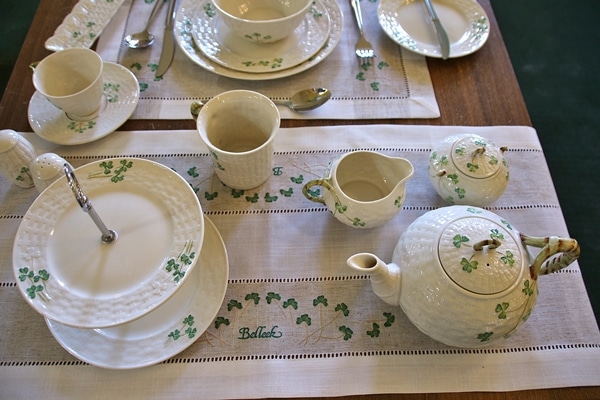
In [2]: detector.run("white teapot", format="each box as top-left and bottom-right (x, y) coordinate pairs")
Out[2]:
(347, 206), (580, 348)
(428, 134), (509, 206)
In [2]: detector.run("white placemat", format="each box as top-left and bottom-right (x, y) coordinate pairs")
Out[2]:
(95, 0), (440, 120)
(1, 126), (599, 400)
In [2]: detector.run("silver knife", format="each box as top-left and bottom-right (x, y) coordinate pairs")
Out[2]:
(156, 0), (177, 77)
(423, 0), (450, 59)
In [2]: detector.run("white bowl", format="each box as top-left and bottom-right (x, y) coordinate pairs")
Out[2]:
(213, 0), (312, 43)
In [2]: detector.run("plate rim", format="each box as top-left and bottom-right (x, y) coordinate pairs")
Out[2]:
(191, 0), (331, 73)
(45, 216), (228, 369)
(377, 0), (490, 59)
(175, 0), (343, 80)
(13, 157), (204, 328)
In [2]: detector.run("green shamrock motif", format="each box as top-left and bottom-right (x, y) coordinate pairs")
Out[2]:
(334, 202), (347, 214)
(394, 195), (403, 207)
(477, 331), (494, 342)
(453, 234), (470, 248)
(466, 162), (479, 172)
(187, 166), (199, 177)
(245, 292), (260, 305)
(377, 61), (390, 69)
(383, 312), (395, 327)
(370, 82), (380, 91)
(296, 314), (312, 326)
(490, 228), (505, 240)
(290, 175), (304, 184)
(495, 302), (509, 319)
(461, 257), (478, 273)
(335, 303), (349, 317)
(522, 280), (534, 296)
(339, 325), (353, 340)
(231, 189), (244, 198)
(454, 187), (466, 199)
(500, 250), (515, 266)
(266, 292), (281, 304)
(67, 120), (96, 133)
(280, 188), (293, 197)
(352, 218), (366, 227)
(355, 71), (366, 81)
(455, 146), (466, 156)
(203, 2), (216, 17)
(204, 191), (218, 200)
(283, 298), (298, 310)
(447, 173), (459, 184)
(367, 323), (380, 338)
(313, 295), (328, 307)
(167, 314), (196, 342)
(18, 267), (51, 301)
(265, 192), (278, 202)
(227, 299), (243, 311)
(103, 82), (120, 103)
(164, 240), (196, 283)
(245, 193), (259, 203)
(215, 316), (230, 329)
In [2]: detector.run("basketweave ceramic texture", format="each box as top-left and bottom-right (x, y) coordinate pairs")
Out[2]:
(392, 206), (537, 348)
(0, 130), (36, 188)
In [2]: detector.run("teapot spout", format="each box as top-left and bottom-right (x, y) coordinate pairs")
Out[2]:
(347, 253), (402, 306)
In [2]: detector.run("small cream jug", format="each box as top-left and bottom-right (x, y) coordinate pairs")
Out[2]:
(428, 134), (509, 206)
(302, 151), (414, 228)
(347, 206), (580, 348)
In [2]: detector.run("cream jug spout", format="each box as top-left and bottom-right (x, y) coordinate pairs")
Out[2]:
(346, 253), (402, 306)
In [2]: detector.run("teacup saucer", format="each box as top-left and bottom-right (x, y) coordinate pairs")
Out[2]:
(192, 0), (330, 73)
(28, 62), (139, 145)
(46, 217), (229, 369)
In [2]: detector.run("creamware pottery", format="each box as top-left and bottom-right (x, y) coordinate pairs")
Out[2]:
(428, 134), (509, 206)
(347, 206), (580, 348)
(302, 151), (414, 228)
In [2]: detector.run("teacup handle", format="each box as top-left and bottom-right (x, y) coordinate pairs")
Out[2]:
(302, 178), (334, 204)
(520, 234), (580, 279)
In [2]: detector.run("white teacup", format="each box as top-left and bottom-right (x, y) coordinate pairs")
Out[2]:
(196, 90), (280, 190)
(32, 48), (104, 121)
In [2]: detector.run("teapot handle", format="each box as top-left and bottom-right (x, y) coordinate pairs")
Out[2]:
(520, 234), (580, 279)
(302, 178), (333, 204)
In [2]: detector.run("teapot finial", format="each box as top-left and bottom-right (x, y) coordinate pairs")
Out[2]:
(347, 253), (402, 306)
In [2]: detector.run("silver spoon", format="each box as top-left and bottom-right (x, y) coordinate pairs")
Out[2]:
(124, 0), (164, 49)
(190, 88), (332, 120)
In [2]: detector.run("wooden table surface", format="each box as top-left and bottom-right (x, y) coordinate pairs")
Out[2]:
(1, 0), (598, 399)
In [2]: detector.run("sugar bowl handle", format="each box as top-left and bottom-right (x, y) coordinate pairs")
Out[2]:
(521, 234), (580, 279)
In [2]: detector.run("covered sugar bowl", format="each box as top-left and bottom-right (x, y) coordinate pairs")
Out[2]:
(347, 206), (580, 348)
(428, 134), (509, 206)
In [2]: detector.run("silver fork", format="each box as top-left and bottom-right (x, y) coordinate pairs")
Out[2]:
(350, 0), (375, 67)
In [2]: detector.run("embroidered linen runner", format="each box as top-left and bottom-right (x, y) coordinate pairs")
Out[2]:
(1, 126), (599, 399)
(95, 0), (440, 120)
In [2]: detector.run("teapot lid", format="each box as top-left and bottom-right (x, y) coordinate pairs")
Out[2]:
(451, 136), (504, 179)
(437, 214), (523, 295)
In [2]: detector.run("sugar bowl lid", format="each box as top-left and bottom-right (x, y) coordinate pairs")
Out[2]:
(437, 211), (523, 295)
(450, 135), (506, 179)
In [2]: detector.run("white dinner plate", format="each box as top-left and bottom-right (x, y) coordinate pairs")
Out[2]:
(175, 0), (343, 80)
(13, 158), (204, 328)
(192, 0), (330, 73)
(378, 0), (490, 58)
(28, 62), (139, 145)
(46, 216), (228, 369)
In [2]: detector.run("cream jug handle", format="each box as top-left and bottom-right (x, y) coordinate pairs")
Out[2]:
(302, 178), (335, 204)
(520, 234), (580, 279)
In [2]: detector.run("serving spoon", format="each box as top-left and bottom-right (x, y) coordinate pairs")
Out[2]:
(124, 0), (164, 49)
(190, 88), (332, 120)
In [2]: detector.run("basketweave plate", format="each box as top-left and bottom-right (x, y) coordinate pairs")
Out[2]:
(46, 216), (228, 369)
(191, 0), (330, 73)
(13, 158), (204, 328)
(378, 0), (489, 58)
(175, 0), (343, 80)
(45, 0), (127, 51)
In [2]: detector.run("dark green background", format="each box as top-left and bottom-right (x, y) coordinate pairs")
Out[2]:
(1, 1), (598, 326)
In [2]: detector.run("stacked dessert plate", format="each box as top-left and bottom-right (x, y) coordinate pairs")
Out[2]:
(175, 0), (343, 80)
(13, 158), (229, 368)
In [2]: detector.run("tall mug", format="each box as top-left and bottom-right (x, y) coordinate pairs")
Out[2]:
(196, 90), (280, 190)
(32, 48), (104, 121)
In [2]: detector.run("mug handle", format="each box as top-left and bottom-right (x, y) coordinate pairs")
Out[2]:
(520, 234), (580, 279)
(302, 178), (333, 204)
